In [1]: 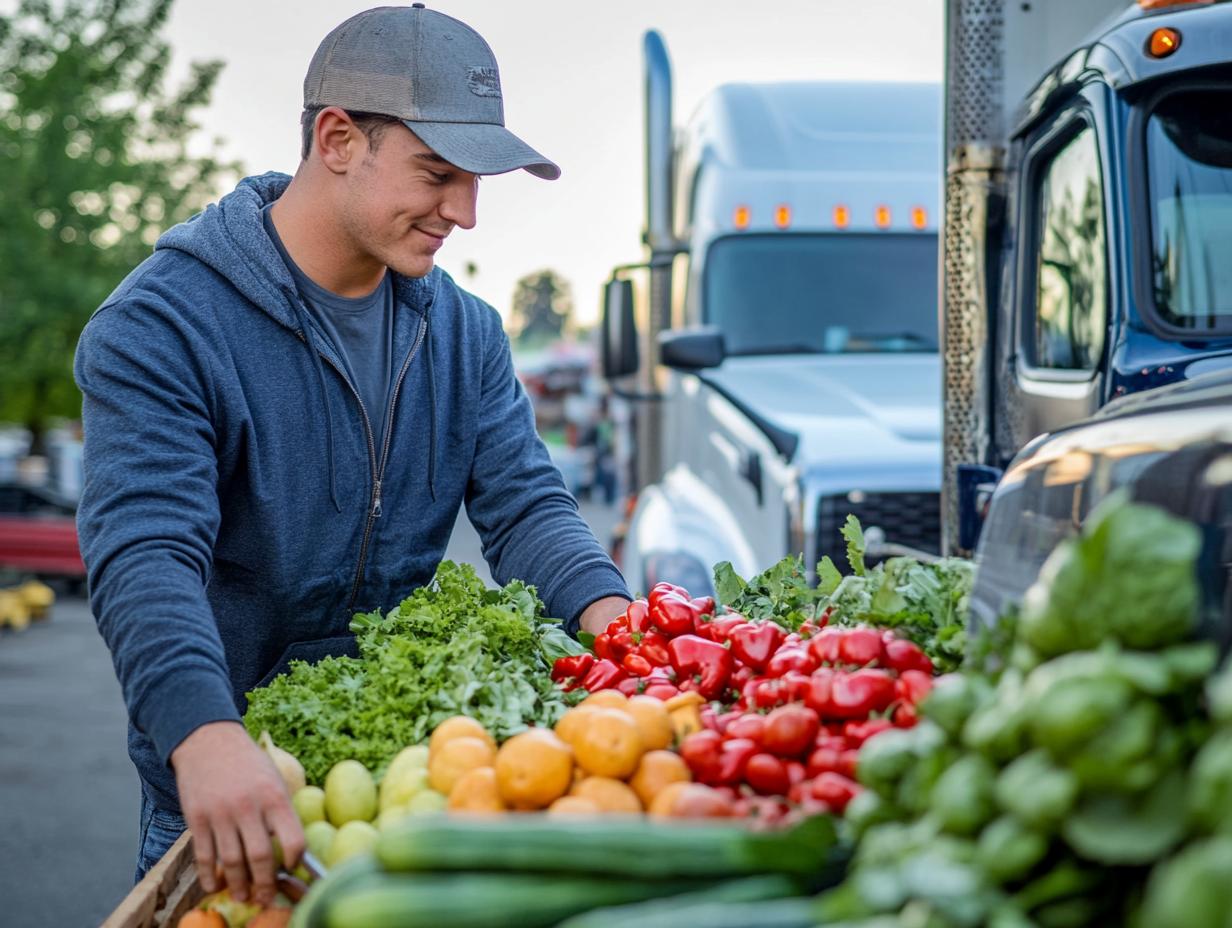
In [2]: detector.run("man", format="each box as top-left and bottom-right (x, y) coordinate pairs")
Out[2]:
(74, 4), (630, 905)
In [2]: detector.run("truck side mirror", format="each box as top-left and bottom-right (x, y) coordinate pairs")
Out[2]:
(601, 277), (639, 379)
(659, 328), (725, 371)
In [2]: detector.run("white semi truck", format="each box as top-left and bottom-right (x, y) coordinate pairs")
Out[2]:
(601, 33), (944, 595)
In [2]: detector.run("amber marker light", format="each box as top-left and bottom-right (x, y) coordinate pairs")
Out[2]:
(833, 205), (850, 229)
(733, 205), (751, 230)
(1146, 26), (1182, 58)
(1138, 0), (1211, 9)
(875, 205), (892, 229)
(911, 206), (929, 230)
(774, 204), (792, 229)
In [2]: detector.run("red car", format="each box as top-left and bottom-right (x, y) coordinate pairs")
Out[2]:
(0, 482), (85, 581)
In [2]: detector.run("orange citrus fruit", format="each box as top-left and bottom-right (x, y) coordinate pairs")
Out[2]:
(494, 728), (574, 810)
(624, 696), (674, 751)
(570, 776), (643, 814)
(572, 708), (644, 779)
(628, 750), (691, 807)
(547, 796), (602, 817)
(581, 689), (628, 710)
(446, 767), (505, 815)
(554, 705), (598, 747)
(428, 735), (496, 795)
(429, 716), (496, 756)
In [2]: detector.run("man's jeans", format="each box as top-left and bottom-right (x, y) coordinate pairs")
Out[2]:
(135, 786), (186, 883)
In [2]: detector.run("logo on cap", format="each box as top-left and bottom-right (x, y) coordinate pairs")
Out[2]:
(467, 67), (501, 98)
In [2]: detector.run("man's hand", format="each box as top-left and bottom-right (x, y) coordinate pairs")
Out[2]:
(171, 721), (305, 905)
(579, 596), (631, 636)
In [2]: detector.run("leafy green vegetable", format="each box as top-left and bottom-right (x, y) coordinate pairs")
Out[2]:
(244, 561), (582, 784)
(842, 515), (867, 577)
(713, 556), (825, 630)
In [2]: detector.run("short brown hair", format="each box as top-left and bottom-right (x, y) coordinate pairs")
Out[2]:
(300, 107), (405, 161)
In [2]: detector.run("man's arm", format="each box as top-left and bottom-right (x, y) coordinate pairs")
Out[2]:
(464, 309), (631, 632)
(76, 301), (301, 902)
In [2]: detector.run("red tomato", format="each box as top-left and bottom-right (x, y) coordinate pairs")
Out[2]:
(837, 627), (886, 666)
(839, 748), (860, 779)
(744, 753), (790, 795)
(785, 759), (807, 786)
(643, 682), (680, 701)
(669, 783), (735, 818)
(806, 747), (843, 778)
(679, 730), (723, 782)
(897, 669), (934, 705)
(762, 705), (821, 758)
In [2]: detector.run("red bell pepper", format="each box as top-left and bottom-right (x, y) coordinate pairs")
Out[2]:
(649, 593), (700, 637)
(837, 627), (885, 667)
(729, 622), (784, 671)
(806, 746), (843, 778)
(893, 702), (920, 728)
(766, 646), (818, 678)
(580, 658), (627, 693)
(839, 749), (860, 779)
(885, 638), (935, 675)
(781, 670), (813, 704)
(697, 613), (749, 643)
(638, 630), (672, 667)
(804, 668), (836, 717)
(828, 669), (898, 718)
(843, 718), (893, 746)
(715, 737), (759, 785)
(896, 669), (934, 705)
(625, 599), (653, 634)
(615, 676), (643, 697)
(622, 652), (654, 677)
(593, 633), (613, 661)
(785, 759), (807, 786)
(550, 654), (595, 689)
(808, 627), (845, 665)
(731, 664), (756, 689)
(724, 713), (766, 745)
(667, 634), (734, 700)
(762, 705), (821, 758)
(606, 615), (630, 634)
(809, 772), (861, 813)
(750, 678), (788, 709)
(608, 629), (637, 663)
(691, 596), (716, 617)
(643, 681), (680, 701)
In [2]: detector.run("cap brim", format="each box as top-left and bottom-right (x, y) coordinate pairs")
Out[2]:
(403, 120), (560, 180)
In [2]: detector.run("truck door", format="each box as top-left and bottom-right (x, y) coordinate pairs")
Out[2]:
(1009, 89), (1111, 447)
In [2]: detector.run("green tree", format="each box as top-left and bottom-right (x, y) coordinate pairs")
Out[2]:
(0, 0), (239, 444)
(510, 269), (572, 347)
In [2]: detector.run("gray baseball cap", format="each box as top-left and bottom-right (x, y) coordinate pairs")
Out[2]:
(304, 4), (560, 180)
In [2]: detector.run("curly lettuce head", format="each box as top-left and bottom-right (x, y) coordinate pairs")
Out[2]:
(1020, 495), (1201, 658)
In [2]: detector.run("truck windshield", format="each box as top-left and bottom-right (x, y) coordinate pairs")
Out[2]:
(1147, 87), (1232, 331)
(702, 233), (938, 356)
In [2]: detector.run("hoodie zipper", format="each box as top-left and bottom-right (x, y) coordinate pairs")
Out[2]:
(295, 314), (429, 610)
(346, 315), (428, 609)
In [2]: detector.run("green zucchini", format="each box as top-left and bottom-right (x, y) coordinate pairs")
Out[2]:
(289, 855), (381, 928)
(321, 871), (713, 928)
(562, 897), (822, 928)
(555, 874), (805, 928)
(376, 813), (837, 879)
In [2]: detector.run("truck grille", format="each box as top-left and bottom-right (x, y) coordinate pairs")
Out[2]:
(817, 491), (942, 564)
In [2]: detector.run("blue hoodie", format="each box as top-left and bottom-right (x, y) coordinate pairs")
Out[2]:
(75, 172), (630, 813)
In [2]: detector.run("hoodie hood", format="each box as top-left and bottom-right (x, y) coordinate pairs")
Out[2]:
(156, 172), (442, 334)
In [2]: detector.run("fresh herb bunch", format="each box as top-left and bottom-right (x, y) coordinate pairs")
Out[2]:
(243, 561), (586, 783)
(714, 515), (975, 672)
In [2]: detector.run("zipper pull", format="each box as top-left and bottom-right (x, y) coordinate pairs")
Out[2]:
(371, 480), (383, 518)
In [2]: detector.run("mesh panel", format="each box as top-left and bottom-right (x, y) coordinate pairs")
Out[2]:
(817, 492), (942, 564)
(945, 0), (1006, 150)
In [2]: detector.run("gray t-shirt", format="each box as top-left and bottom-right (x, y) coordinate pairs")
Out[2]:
(262, 205), (395, 448)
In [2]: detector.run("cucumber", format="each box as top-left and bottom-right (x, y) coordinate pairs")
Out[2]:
(555, 874), (804, 928)
(563, 897), (822, 928)
(321, 871), (713, 928)
(376, 813), (836, 879)
(289, 855), (381, 928)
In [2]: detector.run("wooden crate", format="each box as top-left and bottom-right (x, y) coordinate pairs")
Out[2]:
(102, 832), (204, 928)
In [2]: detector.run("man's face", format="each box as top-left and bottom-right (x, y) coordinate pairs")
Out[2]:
(340, 122), (479, 279)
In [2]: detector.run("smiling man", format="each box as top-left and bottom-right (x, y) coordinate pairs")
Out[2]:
(74, 3), (629, 907)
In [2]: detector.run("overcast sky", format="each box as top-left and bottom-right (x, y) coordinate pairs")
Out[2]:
(158, 0), (943, 325)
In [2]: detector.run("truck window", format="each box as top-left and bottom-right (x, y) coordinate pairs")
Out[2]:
(703, 233), (938, 356)
(1030, 124), (1107, 371)
(1147, 87), (1232, 331)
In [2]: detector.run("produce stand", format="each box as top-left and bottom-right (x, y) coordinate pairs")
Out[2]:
(102, 832), (202, 928)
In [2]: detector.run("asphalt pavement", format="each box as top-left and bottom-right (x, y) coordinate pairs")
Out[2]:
(0, 503), (622, 928)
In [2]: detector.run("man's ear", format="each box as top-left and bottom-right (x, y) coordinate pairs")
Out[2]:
(314, 107), (362, 175)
